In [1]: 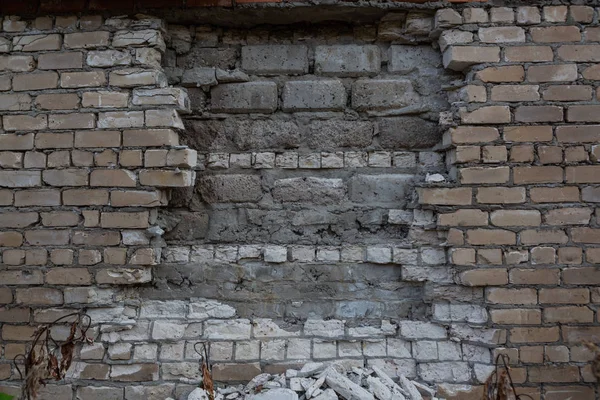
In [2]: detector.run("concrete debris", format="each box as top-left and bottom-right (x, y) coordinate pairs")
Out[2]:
(184, 362), (442, 400)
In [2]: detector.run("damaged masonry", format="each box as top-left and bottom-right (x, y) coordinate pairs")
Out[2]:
(1, 1), (600, 400)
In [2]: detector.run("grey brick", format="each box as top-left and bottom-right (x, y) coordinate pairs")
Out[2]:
(315, 45), (381, 77)
(272, 177), (345, 205)
(198, 175), (263, 203)
(211, 82), (278, 113)
(349, 174), (413, 205)
(352, 79), (419, 111)
(282, 80), (346, 112)
(388, 45), (442, 73)
(242, 45), (308, 75)
(378, 117), (442, 149)
(181, 67), (217, 87)
(307, 120), (374, 150)
(582, 186), (600, 202)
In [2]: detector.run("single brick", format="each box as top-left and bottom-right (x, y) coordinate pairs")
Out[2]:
(566, 166), (600, 183)
(43, 169), (88, 186)
(13, 34), (61, 51)
(418, 187), (472, 205)
(82, 91), (129, 108)
(503, 126), (553, 142)
(138, 170), (195, 187)
(477, 187), (525, 204)
(352, 79), (417, 111)
(211, 82), (278, 113)
(101, 212), (149, 229)
(122, 129), (179, 147)
(531, 187), (579, 203)
(109, 68), (166, 87)
(466, 229), (516, 245)
(35, 93), (79, 110)
(48, 113), (95, 130)
(60, 71), (106, 88)
(443, 46), (500, 71)
(487, 288), (537, 305)
(491, 210), (541, 227)
(63, 189), (109, 205)
(242, 45), (308, 75)
(38, 52), (83, 70)
(315, 45), (380, 77)
(543, 85), (592, 101)
(64, 31), (110, 49)
(477, 66), (524, 82)
(479, 27), (525, 43)
(520, 229), (569, 245)
(282, 80), (346, 112)
(460, 106), (511, 124)
(0, 55), (35, 72)
(491, 85), (539, 102)
(539, 288), (589, 304)
(459, 268), (508, 286)
(97, 111), (144, 129)
(531, 26), (581, 43)
(510, 327), (560, 344)
(13, 71), (58, 91)
(557, 45), (600, 62)
(445, 126), (499, 144)
(514, 106), (563, 123)
(0, 133), (34, 150)
(460, 166), (509, 184)
(490, 309), (541, 325)
(527, 64), (578, 82)
(504, 46), (553, 62)
(90, 169), (137, 187)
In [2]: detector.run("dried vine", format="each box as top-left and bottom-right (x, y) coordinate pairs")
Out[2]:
(483, 354), (534, 400)
(13, 312), (93, 400)
(194, 342), (214, 400)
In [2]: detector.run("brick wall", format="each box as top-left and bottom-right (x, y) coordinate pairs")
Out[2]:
(0, 3), (599, 400)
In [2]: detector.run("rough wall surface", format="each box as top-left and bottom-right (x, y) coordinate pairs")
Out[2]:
(0, 2), (599, 400)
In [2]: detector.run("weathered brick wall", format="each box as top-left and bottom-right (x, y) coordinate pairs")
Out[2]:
(1, 2), (600, 400)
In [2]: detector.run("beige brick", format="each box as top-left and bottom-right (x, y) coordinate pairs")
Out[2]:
(0, 171), (41, 187)
(510, 327), (559, 344)
(563, 267), (600, 285)
(35, 132), (74, 149)
(530, 187), (579, 203)
(490, 210), (541, 227)
(15, 288), (62, 305)
(477, 249), (502, 265)
(491, 309), (541, 325)
(101, 212), (149, 228)
(476, 66), (524, 83)
(35, 93), (80, 110)
(545, 386), (593, 400)
(0, 55), (35, 72)
(90, 169), (137, 187)
(545, 208), (592, 225)
(97, 111), (144, 129)
(3, 114), (47, 131)
(585, 27), (600, 42)
(527, 64), (578, 82)
(122, 129), (179, 147)
(514, 106), (563, 123)
(558, 45), (600, 62)
(563, 326), (600, 343)
(558, 247), (582, 264)
(73, 230), (120, 246)
(40, 211), (80, 227)
(87, 49), (132, 67)
(25, 229), (70, 245)
(60, 71), (106, 88)
(145, 109), (184, 129)
(476, 187), (524, 204)
(419, 187), (472, 205)
(94, 149), (117, 167)
(24, 151), (46, 168)
(144, 149), (167, 167)
(479, 27), (525, 43)
(0, 307), (29, 323)
(13, 71), (59, 91)
(466, 229), (516, 245)
(104, 248), (127, 265)
(510, 268), (559, 285)
(75, 130), (121, 148)
(490, 7), (513, 22)
(63, 189), (109, 205)
(119, 150), (143, 167)
(491, 85), (539, 102)
(0, 269), (43, 285)
(0, 133), (34, 150)
(514, 166), (563, 184)
(110, 190), (167, 207)
(564, 146), (587, 163)
(2, 325), (39, 341)
(3, 249), (25, 265)
(438, 209), (488, 227)
(38, 52), (83, 70)
(51, 249), (74, 265)
(487, 288), (537, 305)
(484, 145), (508, 162)
(572, 227), (600, 244)
(510, 145), (534, 163)
(452, 146), (480, 163)
(0, 211), (38, 228)
(531, 247), (556, 265)
(450, 248), (475, 266)
(64, 31), (110, 49)
(460, 106), (511, 124)
(571, 5), (594, 22)
(535, 145), (559, 162)
(539, 288), (589, 305)
(82, 210), (99, 227)
(167, 149), (197, 168)
(443, 46), (500, 71)
(48, 152), (68, 169)
(0, 75), (11, 91)
(516, 6), (540, 24)
(445, 126), (499, 144)
(520, 229), (568, 245)
(13, 34), (62, 51)
(504, 46), (553, 63)
(109, 68), (165, 87)
(79, 249), (102, 265)
(139, 170), (195, 187)
(81, 91), (129, 108)
(14, 189), (60, 206)
(463, 8), (488, 23)
(543, 85), (592, 101)
(46, 268), (92, 286)
(531, 26), (581, 43)
(0, 288), (12, 304)
(48, 113), (95, 130)
(544, 6), (568, 22)
(459, 268), (507, 286)
(566, 166), (600, 183)
(460, 166), (509, 184)
(0, 189), (13, 205)
(96, 268), (152, 284)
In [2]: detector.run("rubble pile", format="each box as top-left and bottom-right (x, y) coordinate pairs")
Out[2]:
(177, 362), (443, 400)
